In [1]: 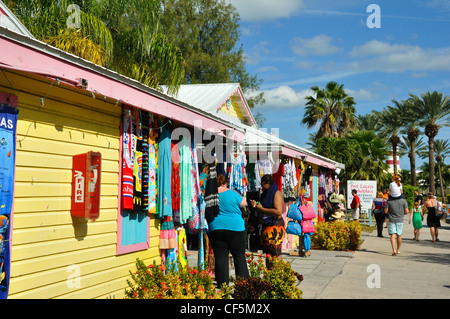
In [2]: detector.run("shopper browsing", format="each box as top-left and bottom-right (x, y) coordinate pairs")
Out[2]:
(207, 174), (249, 287)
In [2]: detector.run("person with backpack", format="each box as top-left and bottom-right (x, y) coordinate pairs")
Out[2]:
(372, 191), (386, 237)
(423, 192), (441, 242)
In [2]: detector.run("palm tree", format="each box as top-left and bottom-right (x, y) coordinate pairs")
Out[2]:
(356, 112), (382, 132)
(399, 136), (427, 185)
(346, 130), (390, 185)
(408, 91), (450, 194)
(393, 98), (422, 186)
(375, 106), (403, 175)
(434, 139), (450, 199)
(6, 0), (184, 94)
(302, 81), (357, 142)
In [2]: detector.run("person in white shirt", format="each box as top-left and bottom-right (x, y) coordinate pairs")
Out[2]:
(389, 174), (404, 200)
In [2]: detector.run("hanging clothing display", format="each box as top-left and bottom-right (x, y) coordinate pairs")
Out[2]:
(156, 125), (172, 219)
(160, 216), (177, 249)
(272, 160), (284, 192)
(229, 153), (248, 196)
(122, 107), (134, 210)
(171, 140), (181, 220)
(282, 158), (297, 202)
(204, 164), (219, 220)
(147, 122), (158, 214)
(254, 158), (273, 189)
(141, 111), (150, 211)
(177, 227), (188, 269)
(179, 136), (192, 224)
(318, 170), (326, 209)
(133, 109), (144, 212)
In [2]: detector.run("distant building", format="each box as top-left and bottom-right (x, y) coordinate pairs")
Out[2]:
(386, 153), (401, 174)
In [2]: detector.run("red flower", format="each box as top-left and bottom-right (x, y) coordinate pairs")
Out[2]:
(190, 269), (198, 275)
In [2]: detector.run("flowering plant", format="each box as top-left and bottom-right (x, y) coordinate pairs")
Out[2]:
(231, 253), (302, 299)
(125, 258), (228, 299)
(311, 220), (362, 250)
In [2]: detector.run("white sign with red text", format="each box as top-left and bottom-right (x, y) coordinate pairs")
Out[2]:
(347, 180), (377, 210)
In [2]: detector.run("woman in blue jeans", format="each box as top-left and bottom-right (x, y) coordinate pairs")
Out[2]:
(207, 174), (249, 287)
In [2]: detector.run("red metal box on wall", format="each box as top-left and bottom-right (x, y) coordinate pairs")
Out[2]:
(71, 151), (102, 220)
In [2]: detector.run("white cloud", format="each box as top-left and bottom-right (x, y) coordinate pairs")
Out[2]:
(344, 88), (375, 101)
(348, 40), (450, 73)
(226, 0), (305, 22)
(290, 34), (342, 57)
(257, 86), (313, 109)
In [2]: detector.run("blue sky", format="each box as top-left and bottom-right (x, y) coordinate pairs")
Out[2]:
(227, 0), (450, 170)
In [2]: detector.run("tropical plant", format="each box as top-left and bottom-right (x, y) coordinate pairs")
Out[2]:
(302, 81), (357, 142)
(399, 136), (427, 185)
(394, 98), (423, 186)
(314, 130), (390, 186)
(433, 139), (450, 199)
(374, 105), (404, 175)
(311, 220), (362, 251)
(125, 258), (228, 299)
(346, 130), (390, 183)
(407, 91), (450, 194)
(356, 112), (382, 132)
(6, 0), (185, 94)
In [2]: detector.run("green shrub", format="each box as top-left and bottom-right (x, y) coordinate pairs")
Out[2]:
(125, 259), (227, 299)
(403, 185), (419, 208)
(231, 253), (303, 299)
(311, 221), (362, 251)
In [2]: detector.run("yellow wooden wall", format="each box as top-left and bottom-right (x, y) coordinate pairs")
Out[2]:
(0, 69), (160, 299)
(219, 96), (245, 121)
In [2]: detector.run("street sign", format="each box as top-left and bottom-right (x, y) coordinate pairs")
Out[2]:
(347, 180), (377, 210)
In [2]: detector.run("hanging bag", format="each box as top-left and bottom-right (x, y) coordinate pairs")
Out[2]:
(303, 233), (311, 251)
(287, 197), (303, 222)
(301, 219), (315, 234)
(299, 196), (316, 220)
(286, 220), (302, 236)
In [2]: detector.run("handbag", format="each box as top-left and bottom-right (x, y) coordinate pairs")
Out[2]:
(299, 196), (316, 220)
(286, 220), (302, 236)
(287, 197), (303, 222)
(301, 219), (315, 234)
(435, 200), (445, 219)
(303, 233), (311, 251)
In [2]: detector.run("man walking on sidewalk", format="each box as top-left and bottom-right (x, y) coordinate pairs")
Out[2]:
(384, 197), (409, 256)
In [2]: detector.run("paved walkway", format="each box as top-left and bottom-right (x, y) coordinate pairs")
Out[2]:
(187, 216), (450, 299)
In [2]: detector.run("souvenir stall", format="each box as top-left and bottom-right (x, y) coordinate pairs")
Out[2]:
(120, 105), (248, 273)
(241, 125), (344, 256)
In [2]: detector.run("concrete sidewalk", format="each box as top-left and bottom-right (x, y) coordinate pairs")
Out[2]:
(187, 216), (450, 299)
(314, 216), (450, 299)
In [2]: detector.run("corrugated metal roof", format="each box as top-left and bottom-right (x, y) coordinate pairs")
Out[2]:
(0, 0), (35, 39)
(160, 83), (257, 127)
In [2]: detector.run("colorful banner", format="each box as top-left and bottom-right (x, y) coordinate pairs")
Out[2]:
(0, 104), (18, 299)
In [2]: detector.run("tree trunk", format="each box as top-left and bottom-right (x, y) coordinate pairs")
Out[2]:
(393, 146), (398, 175)
(428, 136), (436, 194)
(410, 140), (417, 187)
(437, 159), (444, 200)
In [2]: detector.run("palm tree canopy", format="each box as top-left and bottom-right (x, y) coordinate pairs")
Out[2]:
(6, 0), (185, 94)
(434, 139), (450, 163)
(408, 91), (450, 130)
(302, 81), (357, 141)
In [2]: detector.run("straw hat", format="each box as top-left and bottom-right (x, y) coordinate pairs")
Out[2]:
(331, 211), (344, 219)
